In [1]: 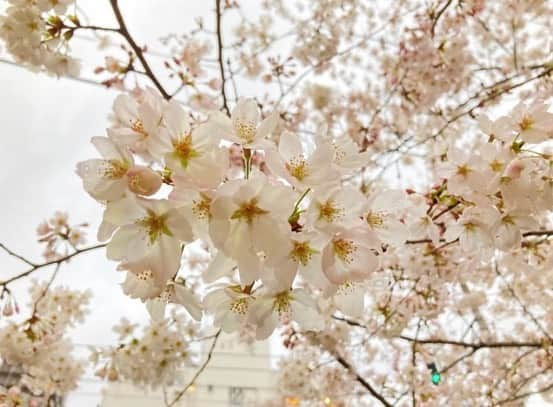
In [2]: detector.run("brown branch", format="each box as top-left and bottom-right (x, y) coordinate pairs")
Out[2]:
(109, 0), (170, 100)
(167, 329), (222, 407)
(493, 380), (553, 406)
(405, 230), (553, 247)
(494, 265), (553, 341)
(430, 0), (453, 37)
(522, 230), (553, 238)
(334, 354), (393, 407)
(215, 0), (230, 115)
(399, 336), (548, 349)
(0, 243), (37, 267)
(375, 65), (553, 178)
(0, 243), (106, 287)
(31, 262), (61, 316)
(431, 201), (460, 221)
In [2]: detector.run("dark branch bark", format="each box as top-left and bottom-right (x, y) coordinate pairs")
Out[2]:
(0, 243), (106, 287)
(334, 355), (393, 407)
(215, 0), (230, 115)
(399, 336), (548, 349)
(109, 0), (171, 100)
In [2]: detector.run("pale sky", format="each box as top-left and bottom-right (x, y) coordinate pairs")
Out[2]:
(0, 1), (214, 404)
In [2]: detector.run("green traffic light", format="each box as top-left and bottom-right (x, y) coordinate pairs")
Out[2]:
(431, 371), (441, 385)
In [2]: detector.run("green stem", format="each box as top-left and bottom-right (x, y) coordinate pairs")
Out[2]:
(243, 148), (252, 179)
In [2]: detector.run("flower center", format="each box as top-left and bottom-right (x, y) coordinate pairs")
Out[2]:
(231, 198), (268, 223)
(290, 241), (316, 266)
(273, 291), (292, 315)
(366, 211), (384, 228)
(136, 210), (172, 244)
(518, 115), (533, 131)
(102, 159), (129, 179)
(234, 119), (256, 143)
(172, 134), (199, 168)
(286, 156), (309, 181)
(131, 119), (148, 138)
(318, 200), (342, 222)
(192, 193), (212, 220)
(333, 238), (356, 264)
(456, 165), (471, 177)
(489, 159), (504, 172)
(229, 298), (249, 315)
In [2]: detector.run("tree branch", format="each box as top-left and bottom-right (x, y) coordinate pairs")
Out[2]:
(109, 0), (171, 100)
(167, 329), (222, 406)
(0, 243), (106, 287)
(334, 354), (393, 407)
(430, 0), (453, 37)
(0, 243), (37, 267)
(215, 0), (230, 115)
(398, 336), (548, 349)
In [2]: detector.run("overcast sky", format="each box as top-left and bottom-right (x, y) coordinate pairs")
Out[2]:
(0, 1), (217, 404)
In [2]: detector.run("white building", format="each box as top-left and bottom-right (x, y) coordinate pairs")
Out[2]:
(100, 333), (279, 406)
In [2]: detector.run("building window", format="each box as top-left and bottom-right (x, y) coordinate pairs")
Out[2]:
(229, 387), (244, 406)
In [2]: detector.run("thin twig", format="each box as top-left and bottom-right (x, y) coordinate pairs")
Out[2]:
(398, 336), (548, 349)
(109, 0), (170, 100)
(0, 243), (37, 267)
(215, 0), (230, 115)
(430, 0), (453, 37)
(334, 354), (393, 407)
(0, 243), (106, 287)
(167, 329), (222, 406)
(31, 263), (61, 315)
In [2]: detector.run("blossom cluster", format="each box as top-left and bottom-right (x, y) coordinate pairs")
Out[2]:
(0, 0), (80, 76)
(78, 83), (553, 343)
(90, 312), (201, 389)
(0, 386), (40, 407)
(0, 282), (90, 400)
(36, 211), (88, 260)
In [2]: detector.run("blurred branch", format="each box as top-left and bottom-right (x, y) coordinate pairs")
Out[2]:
(333, 353), (393, 407)
(167, 329), (222, 406)
(398, 336), (548, 349)
(430, 0), (453, 37)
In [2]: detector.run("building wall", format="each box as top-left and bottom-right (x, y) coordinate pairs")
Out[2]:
(100, 333), (278, 407)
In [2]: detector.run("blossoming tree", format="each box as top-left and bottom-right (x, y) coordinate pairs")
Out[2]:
(1, 0), (553, 405)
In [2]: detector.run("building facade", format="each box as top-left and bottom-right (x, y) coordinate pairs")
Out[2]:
(100, 333), (278, 406)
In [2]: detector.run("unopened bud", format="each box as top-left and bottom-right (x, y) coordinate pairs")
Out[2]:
(505, 159), (525, 179)
(107, 367), (119, 381)
(2, 302), (13, 317)
(126, 166), (162, 196)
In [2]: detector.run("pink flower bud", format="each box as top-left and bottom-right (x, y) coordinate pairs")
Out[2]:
(505, 159), (525, 179)
(36, 221), (52, 236)
(207, 78), (222, 90)
(126, 166), (162, 196)
(2, 302), (13, 317)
